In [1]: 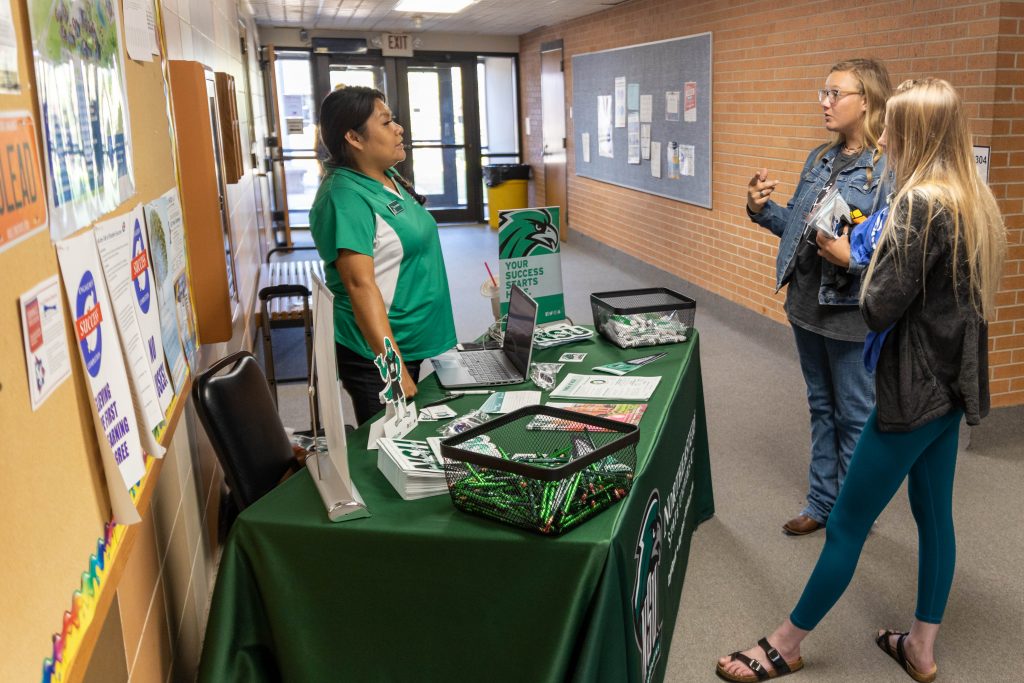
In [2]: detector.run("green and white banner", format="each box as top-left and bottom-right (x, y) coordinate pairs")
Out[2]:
(497, 206), (564, 324)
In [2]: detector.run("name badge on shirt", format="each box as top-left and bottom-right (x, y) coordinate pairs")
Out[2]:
(387, 200), (405, 216)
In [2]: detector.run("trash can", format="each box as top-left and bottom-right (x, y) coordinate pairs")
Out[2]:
(483, 164), (531, 229)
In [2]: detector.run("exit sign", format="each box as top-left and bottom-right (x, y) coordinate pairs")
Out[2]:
(381, 33), (413, 57)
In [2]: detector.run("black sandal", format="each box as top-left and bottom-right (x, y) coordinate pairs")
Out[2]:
(875, 630), (937, 683)
(715, 636), (805, 682)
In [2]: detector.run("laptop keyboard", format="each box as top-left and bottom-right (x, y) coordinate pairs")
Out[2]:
(461, 351), (519, 384)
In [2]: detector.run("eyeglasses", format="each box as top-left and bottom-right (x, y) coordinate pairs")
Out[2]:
(818, 88), (863, 104)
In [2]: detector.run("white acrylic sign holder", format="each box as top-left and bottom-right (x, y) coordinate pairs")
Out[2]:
(308, 276), (369, 522)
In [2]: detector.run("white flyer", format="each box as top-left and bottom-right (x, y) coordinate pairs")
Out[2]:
(666, 91), (681, 122)
(56, 231), (145, 524)
(640, 124), (652, 160)
(627, 112), (641, 165)
(97, 203), (173, 418)
(598, 95), (614, 158)
(639, 94), (653, 123)
(122, 0), (154, 62)
(684, 81), (697, 122)
(650, 142), (662, 178)
(0, 0), (19, 93)
(680, 144), (696, 177)
(581, 132), (591, 163)
(549, 373), (661, 401)
(614, 76), (626, 127)
(94, 210), (167, 458)
(19, 275), (72, 410)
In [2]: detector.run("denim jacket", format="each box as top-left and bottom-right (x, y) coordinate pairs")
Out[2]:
(750, 144), (890, 306)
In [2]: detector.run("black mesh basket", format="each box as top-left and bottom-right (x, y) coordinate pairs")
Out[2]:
(590, 287), (696, 349)
(440, 405), (640, 536)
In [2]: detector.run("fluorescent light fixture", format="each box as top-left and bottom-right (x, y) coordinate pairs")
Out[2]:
(395, 0), (474, 13)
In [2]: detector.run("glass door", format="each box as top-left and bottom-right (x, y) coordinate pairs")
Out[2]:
(396, 58), (481, 223)
(272, 50), (319, 232)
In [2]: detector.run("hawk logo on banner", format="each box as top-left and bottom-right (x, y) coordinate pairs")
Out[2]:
(632, 490), (663, 683)
(497, 207), (559, 258)
(497, 206), (565, 324)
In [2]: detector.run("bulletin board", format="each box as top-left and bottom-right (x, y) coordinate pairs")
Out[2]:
(0, 1), (186, 680)
(571, 32), (712, 208)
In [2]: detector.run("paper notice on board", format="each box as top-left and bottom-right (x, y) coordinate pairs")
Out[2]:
(627, 83), (640, 111)
(145, 188), (197, 385)
(684, 81), (697, 122)
(581, 133), (591, 163)
(650, 142), (661, 178)
(94, 210), (167, 458)
(598, 95), (614, 158)
(627, 113), (641, 165)
(19, 275), (72, 411)
(639, 94), (653, 123)
(640, 124), (651, 160)
(96, 203), (174, 419)
(56, 231), (145, 524)
(123, 0), (154, 62)
(680, 144), (695, 176)
(614, 76), (626, 127)
(666, 91), (681, 122)
(0, 0), (19, 93)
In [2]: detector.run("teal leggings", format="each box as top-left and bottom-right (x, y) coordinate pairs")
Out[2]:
(790, 408), (962, 630)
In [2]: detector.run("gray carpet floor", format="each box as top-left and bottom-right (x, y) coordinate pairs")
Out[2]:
(270, 224), (1023, 682)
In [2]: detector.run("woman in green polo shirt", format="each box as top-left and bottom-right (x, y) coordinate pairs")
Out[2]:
(311, 86), (456, 424)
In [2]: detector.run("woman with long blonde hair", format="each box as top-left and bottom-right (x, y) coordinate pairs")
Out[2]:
(718, 78), (1006, 683)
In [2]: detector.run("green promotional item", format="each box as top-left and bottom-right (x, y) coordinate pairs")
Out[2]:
(498, 206), (565, 323)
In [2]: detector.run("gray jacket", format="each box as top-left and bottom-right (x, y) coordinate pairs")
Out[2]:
(860, 194), (989, 431)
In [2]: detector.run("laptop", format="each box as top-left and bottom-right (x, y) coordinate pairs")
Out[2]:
(430, 284), (538, 388)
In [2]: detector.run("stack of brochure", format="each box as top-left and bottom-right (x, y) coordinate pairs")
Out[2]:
(376, 438), (449, 500)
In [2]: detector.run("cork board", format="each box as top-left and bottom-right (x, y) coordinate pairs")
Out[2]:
(0, 2), (185, 679)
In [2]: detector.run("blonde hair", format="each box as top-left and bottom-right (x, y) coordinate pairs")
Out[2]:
(862, 78), (1007, 320)
(815, 58), (892, 182)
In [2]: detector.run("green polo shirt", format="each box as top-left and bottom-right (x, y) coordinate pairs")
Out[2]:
(309, 166), (456, 361)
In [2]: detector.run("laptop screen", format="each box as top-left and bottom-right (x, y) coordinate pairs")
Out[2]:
(503, 285), (538, 376)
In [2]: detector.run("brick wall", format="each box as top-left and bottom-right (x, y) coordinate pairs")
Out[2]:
(519, 0), (1024, 407)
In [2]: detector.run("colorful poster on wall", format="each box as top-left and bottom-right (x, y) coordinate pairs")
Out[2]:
(144, 187), (196, 389)
(497, 206), (564, 324)
(19, 275), (72, 410)
(0, 113), (48, 254)
(56, 230), (145, 524)
(94, 207), (168, 458)
(28, 0), (135, 241)
(0, 0), (19, 93)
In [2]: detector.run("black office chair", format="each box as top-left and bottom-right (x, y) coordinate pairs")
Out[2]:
(192, 351), (303, 522)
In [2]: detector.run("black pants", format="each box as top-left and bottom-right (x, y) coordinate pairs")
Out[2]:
(335, 343), (422, 425)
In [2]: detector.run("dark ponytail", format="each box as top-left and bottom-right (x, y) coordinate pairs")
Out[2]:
(318, 86), (427, 206)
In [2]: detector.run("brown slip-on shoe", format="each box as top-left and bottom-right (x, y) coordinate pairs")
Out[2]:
(783, 514), (823, 536)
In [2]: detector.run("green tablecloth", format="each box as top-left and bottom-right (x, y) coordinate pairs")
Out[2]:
(199, 332), (714, 682)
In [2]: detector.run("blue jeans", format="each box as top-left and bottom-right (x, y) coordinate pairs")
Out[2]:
(791, 324), (874, 523)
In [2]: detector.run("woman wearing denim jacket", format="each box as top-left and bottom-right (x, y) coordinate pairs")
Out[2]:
(746, 59), (892, 536)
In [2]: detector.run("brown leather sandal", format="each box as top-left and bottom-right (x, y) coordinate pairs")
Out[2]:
(716, 636), (805, 682)
(875, 630), (937, 683)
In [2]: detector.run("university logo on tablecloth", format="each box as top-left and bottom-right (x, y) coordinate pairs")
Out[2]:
(632, 489), (663, 682)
